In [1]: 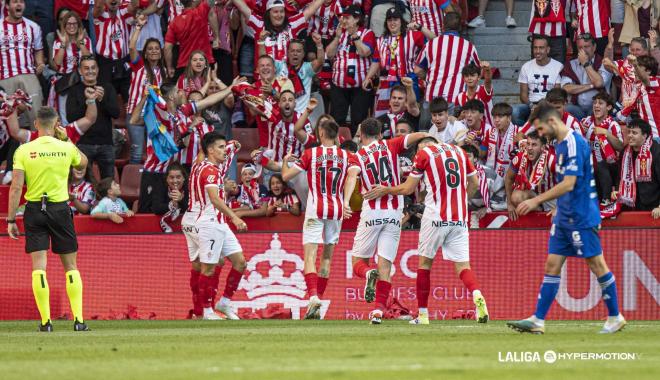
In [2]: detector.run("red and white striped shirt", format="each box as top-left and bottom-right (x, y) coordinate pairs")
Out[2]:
(188, 159), (225, 222)
(307, 0), (342, 40)
(638, 76), (660, 139)
(409, 0), (451, 38)
(69, 180), (95, 214)
(293, 145), (356, 220)
(0, 18), (43, 80)
(332, 27), (376, 88)
(94, 3), (134, 60)
(143, 102), (195, 173)
(350, 135), (410, 211)
(26, 122), (83, 144)
(528, 0), (566, 37)
(266, 112), (312, 161)
(510, 148), (557, 194)
(52, 36), (92, 74)
(177, 119), (215, 165)
(455, 84), (494, 127)
(581, 115), (623, 162)
(411, 143), (476, 222)
(374, 30), (425, 79)
(268, 192), (300, 211)
(572, 0), (610, 39)
(127, 57), (163, 115)
(246, 12), (308, 67)
(519, 112), (583, 136)
(416, 34), (480, 103)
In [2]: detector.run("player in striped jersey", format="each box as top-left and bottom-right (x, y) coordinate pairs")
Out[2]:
(342, 118), (429, 324)
(7, 86), (98, 145)
(508, 103), (625, 334)
(281, 119), (358, 319)
(365, 136), (490, 325)
(183, 132), (248, 320)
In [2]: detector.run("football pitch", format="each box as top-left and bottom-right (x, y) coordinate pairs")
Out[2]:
(1, 320), (659, 380)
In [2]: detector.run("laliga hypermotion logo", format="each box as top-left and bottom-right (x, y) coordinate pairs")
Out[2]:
(235, 234), (331, 319)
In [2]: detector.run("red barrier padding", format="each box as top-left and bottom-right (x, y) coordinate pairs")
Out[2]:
(1, 230), (658, 320)
(478, 211), (660, 228)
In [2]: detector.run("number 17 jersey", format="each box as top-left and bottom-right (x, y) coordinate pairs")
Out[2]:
(350, 135), (410, 211)
(410, 143), (476, 223)
(293, 145), (357, 220)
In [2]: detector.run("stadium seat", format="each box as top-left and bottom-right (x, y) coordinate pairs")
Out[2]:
(338, 127), (352, 142)
(120, 164), (143, 204)
(232, 128), (260, 163)
(92, 164), (120, 183)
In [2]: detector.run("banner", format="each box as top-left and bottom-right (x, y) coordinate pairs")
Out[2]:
(1, 229), (658, 320)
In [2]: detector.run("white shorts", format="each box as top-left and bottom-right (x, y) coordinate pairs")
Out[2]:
(182, 214), (243, 264)
(417, 218), (470, 262)
(351, 209), (402, 262)
(302, 218), (341, 245)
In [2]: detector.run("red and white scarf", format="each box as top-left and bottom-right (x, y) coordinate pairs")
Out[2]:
(160, 189), (183, 233)
(583, 116), (618, 163)
(618, 137), (654, 207)
(617, 59), (645, 116)
(514, 148), (550, 191)
(238, 179), (262, 209)
(485, 124), (516, 178)
(475, 163), (490, 211)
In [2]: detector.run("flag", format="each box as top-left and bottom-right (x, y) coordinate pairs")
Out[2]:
(143, 87), (179, 162)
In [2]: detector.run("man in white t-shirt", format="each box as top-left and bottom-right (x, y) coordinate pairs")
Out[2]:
(512, 35), (563, 126)
(427, 97), (467, 144)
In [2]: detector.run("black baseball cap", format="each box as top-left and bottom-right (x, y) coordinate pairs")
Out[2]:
(341, 5), (362, 18)
(385, 7), (402, 20)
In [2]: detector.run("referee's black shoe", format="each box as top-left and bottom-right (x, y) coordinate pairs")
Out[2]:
(73, 319), (90, 332)
(38, 320), (53, 332)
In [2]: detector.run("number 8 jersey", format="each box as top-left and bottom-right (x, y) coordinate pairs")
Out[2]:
(349, 135), (410, 211)
(410, 143), (476, 223)
(293, 146), (357, 220)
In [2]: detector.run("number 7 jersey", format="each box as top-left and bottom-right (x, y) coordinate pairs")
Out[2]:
(410, 143), (476, 222)
(293, 146), (358, 220)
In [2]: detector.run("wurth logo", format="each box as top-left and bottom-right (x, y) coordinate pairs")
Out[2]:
(29, 152), (36, 159)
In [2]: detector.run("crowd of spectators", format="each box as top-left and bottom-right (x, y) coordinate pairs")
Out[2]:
(1, 0), (660, 230)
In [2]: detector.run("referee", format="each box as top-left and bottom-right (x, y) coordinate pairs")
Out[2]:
(7, 107), (90, 332)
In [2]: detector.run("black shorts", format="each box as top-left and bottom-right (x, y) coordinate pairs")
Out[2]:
(24, 201), (78, 254)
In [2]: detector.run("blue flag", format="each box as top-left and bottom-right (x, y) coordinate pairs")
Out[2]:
(143, 87), (179, 162)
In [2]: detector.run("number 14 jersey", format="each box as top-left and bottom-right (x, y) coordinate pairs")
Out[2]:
(293, 146), (357, 220)
(349, 135), (410, 211)
(410, 143), (476, 223)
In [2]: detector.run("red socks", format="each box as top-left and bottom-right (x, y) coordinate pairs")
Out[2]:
(317, 276), (329, 297)
(190, 269), (202, 315)
(459, 268), (480, 293)
(416, 269), (431, 309)
(222, 268), (243, 299)
(211, 265), (223, 291)
(198, 274), (215, 308)
(352, 260), (372, 279)
(304, 273), (318, 297)
(375, 280), (391, 311)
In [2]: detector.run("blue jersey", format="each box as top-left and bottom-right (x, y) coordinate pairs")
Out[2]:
(553, 130), (601, 229)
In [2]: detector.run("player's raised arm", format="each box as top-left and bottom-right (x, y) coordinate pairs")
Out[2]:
(206, 186), (248, 232)
(364, 175), (421, 199)
(404, 132), (431, 148)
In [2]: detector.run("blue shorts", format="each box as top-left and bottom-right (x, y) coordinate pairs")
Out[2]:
(548, 224), (602, 258)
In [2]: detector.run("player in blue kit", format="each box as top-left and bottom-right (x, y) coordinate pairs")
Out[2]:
(506, 102), (626, 334)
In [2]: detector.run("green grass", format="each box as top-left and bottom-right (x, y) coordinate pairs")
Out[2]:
(1, 320), (659, 380)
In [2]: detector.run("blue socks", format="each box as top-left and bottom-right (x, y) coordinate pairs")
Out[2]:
(534, 275), (561, 320)
(598, 272), (620, 317)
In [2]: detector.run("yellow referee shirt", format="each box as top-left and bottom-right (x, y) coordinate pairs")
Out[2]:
(13, 136), (82, 203)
